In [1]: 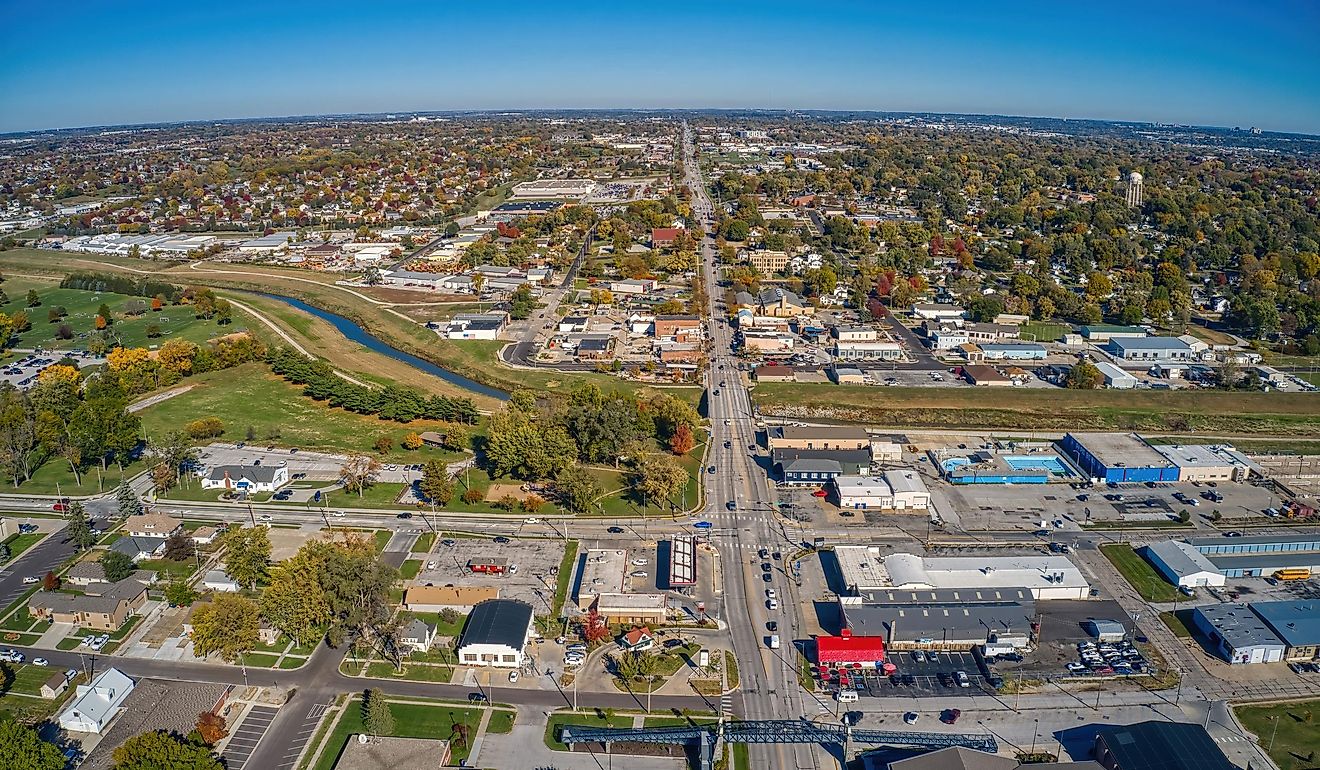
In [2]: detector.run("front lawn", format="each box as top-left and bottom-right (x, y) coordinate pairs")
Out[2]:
(311, 697), (482, 770)
(1, 533), (45, 565)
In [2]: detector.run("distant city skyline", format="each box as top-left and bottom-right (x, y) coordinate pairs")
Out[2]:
(2, 0), (1317, 135)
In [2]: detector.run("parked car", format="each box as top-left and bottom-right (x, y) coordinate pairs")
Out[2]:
(903, 712), (919, 724)
(508, 670), (519, 683)
(941, 709), (962, 724)
(32, 657), (48, 667)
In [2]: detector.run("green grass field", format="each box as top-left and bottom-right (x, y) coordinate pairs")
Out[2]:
(1235, 700), (1320, 770)
(1099, 543), (1179, 602)
(752, 381), (1320, 434)
(1019, 321), (1072, 342)
(312, 698), (482, 770)
(137, 363), (477, 462)
(1160, 610), (1195, 638)
(0, 280), (257, 351)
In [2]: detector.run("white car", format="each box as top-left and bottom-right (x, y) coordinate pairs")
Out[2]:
(1067, 663), (1088, 673)
(508, 670), (520, 683)
(21, 576), (38, 585)
(766, 589), (776, 599)
(524, 518), (540, 524)
(630, 558), (648, 566)
(331, 511), (345, 517)
(564, 655), (584, 667)
(32, 657), (48, 667)
(629, 571), (648, 578)
(426, 561), (437, 570)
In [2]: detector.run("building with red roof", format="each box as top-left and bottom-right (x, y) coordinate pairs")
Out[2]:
(651, 227), (684, 248)
(815, 628), (886, 667)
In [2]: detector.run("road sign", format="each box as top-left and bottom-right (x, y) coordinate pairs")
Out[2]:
(693, 521), (713, 530)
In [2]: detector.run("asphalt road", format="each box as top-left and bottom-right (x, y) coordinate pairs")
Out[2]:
(685, 123), (825, 769)
(0, 520), (77, 610)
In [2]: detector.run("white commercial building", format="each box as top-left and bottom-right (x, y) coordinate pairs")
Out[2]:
(1095, 361), (1138, 389)
(57, 668), (134, 734)
(833, 470), (930, 511)
(1144, 540), (1226, 588)
(510, 179), (597, 199)
(881, 553), (1091, 600)
(456, 599), (535, 668)
(1153, 444), (1262, 483)
(833, 341), (903, 361)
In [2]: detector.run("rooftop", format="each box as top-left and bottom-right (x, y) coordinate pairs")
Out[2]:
(576, 549), (628, 601)
(1145, 540), (1220, 577)
(458, 599), (534, 650)
(1065, 432), (1173, 469)
(1110, 336), (1194, 351)
(882, 553), (1089, 593)
(1094, 721), (1235, 770)
(1250, 600), (1320, 647)
(1195, 603), (1284, 649)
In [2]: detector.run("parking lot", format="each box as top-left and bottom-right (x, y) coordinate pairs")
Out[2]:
(222, 706), (278, 770)
(412, 536), (566, 611)
(198, 443), (416, 484)
(1, 350), (105, 390)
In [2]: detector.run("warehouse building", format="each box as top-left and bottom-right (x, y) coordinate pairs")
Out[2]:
(1188, 533), (1320, 578)
(831, 548), (1091, 600)
(838, 589), (1035, 651)
(1095, 361), (1138, 389)
(1143, 540), (1226, 588)
(1151, 444), (1262, 483)
(1192, 604), (1286, 664)
(768, 425), (870, 452)
(1251, 601), (1320, 661)
(1059, 433), (1179, 484)
(1107, 336), (1195, 362)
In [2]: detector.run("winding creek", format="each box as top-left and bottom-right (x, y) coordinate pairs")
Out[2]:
(261, 293), (509, 401)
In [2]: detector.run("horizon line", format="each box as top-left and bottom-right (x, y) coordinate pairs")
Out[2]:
(4, 107), (1317, 141)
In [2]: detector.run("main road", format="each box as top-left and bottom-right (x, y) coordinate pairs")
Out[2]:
(684, 123), (827, 769)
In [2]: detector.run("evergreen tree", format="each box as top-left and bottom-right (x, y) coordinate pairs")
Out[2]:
(363, 688), (395, 736)
(65, 502), (96, 551)
(116, 480), (143, 518)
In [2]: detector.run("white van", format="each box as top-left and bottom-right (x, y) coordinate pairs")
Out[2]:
(768, 635), (781, 649)
(835, 689), (859, 703)
(767, 599), (779, 610)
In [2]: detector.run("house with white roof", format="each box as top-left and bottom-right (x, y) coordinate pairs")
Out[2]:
(57, 668), (135, 734)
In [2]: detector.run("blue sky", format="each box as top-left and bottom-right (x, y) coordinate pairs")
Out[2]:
(2, 0), (1317, 134)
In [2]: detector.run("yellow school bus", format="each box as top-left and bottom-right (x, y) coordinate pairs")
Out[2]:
(1273, 568), (1312, 581)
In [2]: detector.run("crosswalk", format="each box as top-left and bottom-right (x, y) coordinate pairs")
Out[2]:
(720, 694), (733, 720)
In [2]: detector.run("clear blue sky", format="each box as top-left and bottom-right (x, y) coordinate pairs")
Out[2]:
(2, 0), (1317, 134)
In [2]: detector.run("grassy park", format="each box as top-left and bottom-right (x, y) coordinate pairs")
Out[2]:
(137, 363), (476, 463)
(1099, 543), (1179, 602)
(0, 279), (259, 351)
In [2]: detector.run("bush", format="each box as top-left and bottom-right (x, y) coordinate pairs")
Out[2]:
(461, 487), (485, 505)
(185, 417), (225, 440)
(521, 494), (545, 513)
(494, 494), (518, 511)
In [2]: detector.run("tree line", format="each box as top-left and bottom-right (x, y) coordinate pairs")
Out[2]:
(59, 271), (186, 303)
(267, 347), (479, 424)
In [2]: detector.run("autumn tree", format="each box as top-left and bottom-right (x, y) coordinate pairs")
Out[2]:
(194, 712), (228, 744)
(339, 454), (381, 497)
(222, 526), (271, 589)
(401, 432), (423, 450)
(112, 731), (222, 770)
(668, 423), (696, 455)
(190, 593), (259, 663)
(373, 435), (393, 454)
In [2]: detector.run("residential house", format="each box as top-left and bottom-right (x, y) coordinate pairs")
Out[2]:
(122, 514), (182, 539)
(617, 626), (655, 652)
(400, 618), (438, 653)
(111, 536), (166, 561)
(57, 668), (134, 734)
(190, 526), (219, 546)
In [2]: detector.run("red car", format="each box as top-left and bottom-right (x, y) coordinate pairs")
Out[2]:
(940, 709), (962, 725)
(51, 503), (69, 512)
(812, 489), (828, 498)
